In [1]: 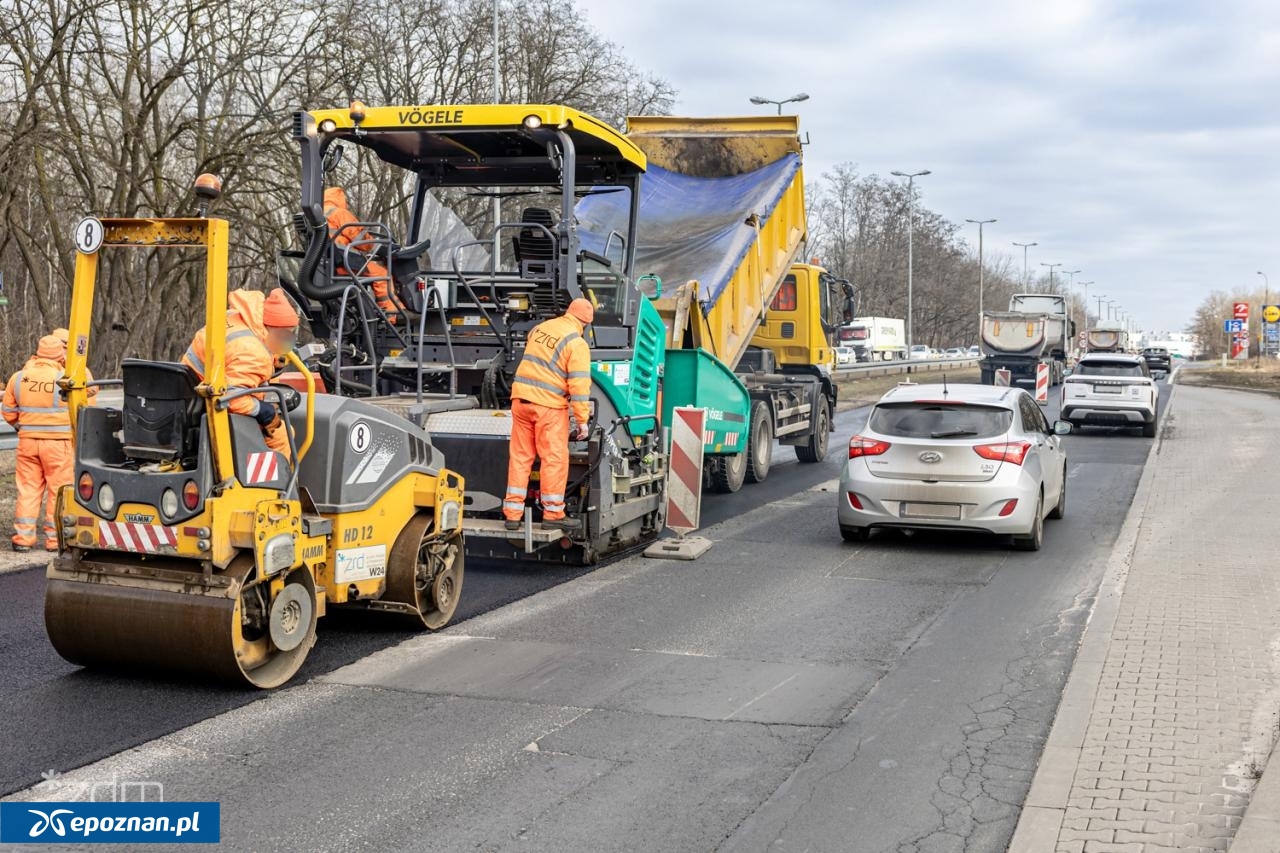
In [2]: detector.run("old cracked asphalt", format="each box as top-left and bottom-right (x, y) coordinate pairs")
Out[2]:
(0, 383), (1171, 852)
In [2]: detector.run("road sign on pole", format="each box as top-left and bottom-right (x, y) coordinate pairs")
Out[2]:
(1224, 319), (1245, 333)
(994, 368), (1011, 387)
(1034, 363), (1049, 405)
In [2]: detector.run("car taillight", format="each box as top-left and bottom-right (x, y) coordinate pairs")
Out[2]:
(849, 435), (891, 459)
(973, 440), (1031, 466)
(78, 472), (94, 501)
(847, 492), (863, 510)
(182, 479), (201, 510)
(998, 499), (1019, 517)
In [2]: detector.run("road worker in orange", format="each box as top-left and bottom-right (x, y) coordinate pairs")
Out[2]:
(182, 288), (299, 457)
(3, 334), (77, 551)
(323, 186), (400, 321)
(503, 298), (595, 531)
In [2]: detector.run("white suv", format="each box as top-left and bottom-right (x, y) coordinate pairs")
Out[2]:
(1062, 353), (1158, 436)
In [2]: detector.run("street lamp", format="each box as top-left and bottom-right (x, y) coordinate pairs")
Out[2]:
(1096, 295), (1112, 323)
(1040, 262), (1062, 292)
(891, 169), (931, 351)
(966, 218), (996, 335)
(749, 93), (810, 115)
(1012, 241), (1037, 289)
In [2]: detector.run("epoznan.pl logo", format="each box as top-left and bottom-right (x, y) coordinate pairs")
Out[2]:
(1, 802), (220, 844)
(27, 808), (73, 837)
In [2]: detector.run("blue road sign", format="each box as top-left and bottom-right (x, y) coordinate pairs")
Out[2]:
(1224, 319), (1244, 333)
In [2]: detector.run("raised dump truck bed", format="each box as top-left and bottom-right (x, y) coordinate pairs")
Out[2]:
(577, 115), (837, 492)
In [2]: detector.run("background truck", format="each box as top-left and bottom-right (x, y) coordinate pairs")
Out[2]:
(1087, 321), (1128, 353)
(589, 115), (853, 493)
(838, 316), (906, 362)
(980, 293), (1073, 386)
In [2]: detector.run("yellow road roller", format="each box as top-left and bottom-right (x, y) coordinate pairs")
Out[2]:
(46, 193), (465, 688)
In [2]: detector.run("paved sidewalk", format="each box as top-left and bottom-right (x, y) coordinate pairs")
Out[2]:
(1012, 383), (1280, 852)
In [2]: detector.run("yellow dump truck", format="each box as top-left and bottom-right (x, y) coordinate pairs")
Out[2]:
(579, 115), (854, 491)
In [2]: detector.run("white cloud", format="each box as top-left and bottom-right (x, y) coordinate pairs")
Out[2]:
(578, 0), (1280, 331)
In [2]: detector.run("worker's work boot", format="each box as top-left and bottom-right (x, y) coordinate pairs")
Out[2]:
(11, 543), (31, 553)
(542, 517), (580, 532)
(504, 519), (521, 531)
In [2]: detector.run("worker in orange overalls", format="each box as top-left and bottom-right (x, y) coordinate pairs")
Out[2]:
(3, 334), (77, 551)
(503, 298), (594, 531)
(182, 288), (299, 456)
(323, 186), (400, 321)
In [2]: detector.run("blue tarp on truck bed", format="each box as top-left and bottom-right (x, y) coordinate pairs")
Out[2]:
(577, 153), (801, 308)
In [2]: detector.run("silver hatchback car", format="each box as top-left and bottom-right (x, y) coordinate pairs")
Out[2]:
(838, 383), (1070, 550)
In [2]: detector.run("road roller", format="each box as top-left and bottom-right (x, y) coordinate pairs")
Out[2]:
(45, 198), (466, 688)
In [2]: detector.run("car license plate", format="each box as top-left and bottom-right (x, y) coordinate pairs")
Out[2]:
(1094, 385), (1122, 394)
(900, 502), (962, 520)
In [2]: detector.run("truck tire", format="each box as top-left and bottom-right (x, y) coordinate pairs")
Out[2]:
(980, 368), (993, 385)
(707, 452), (746, 493)
(795, 402), (830, 463)
(745, 400), (773, 484)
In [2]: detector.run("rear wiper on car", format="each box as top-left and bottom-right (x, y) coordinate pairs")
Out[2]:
(930, 428), (978, 438)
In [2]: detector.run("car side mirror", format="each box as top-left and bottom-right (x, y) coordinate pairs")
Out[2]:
(1053, 420), (1072, 436)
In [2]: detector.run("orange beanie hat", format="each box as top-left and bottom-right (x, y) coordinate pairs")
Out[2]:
(37, 334), (64, 360)
(566, 298), (594, 324)
(263, 289), (299, 328)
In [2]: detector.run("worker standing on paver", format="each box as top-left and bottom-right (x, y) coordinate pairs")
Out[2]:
(2, 333), (78, 551)
(503, 298), (594, 531)
(183, 288), (300, 456)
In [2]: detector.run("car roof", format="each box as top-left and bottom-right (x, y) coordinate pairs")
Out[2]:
(1078, 352), (1142, 362)
(877, 383), (1023, 408)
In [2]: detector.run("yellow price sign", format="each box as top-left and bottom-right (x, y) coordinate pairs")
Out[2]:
(1263, 305), (1280, 323)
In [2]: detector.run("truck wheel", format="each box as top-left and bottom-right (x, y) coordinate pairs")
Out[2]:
(745, 400), (773, 484)
(981, 368), (993, 385)
(795, 402), (830, 463)
(708, 452), (746, 493)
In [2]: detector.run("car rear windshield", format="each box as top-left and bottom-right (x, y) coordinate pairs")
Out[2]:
(1076, 360), (1144, 376)
(869, 402), (1012, 439)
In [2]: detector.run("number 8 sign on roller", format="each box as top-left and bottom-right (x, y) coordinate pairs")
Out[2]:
(74, 217), (105, 255)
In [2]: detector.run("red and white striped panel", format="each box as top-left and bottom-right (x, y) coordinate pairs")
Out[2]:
(667, 407), (706, 534)
(98, 521), (179, 553)
(1035, 363), (1050, 403)
(244, 451), (280, 485)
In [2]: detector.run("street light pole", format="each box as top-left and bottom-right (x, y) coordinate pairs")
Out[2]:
(1060, 268), (1080, 348)
(749, 93), (810, 114)
(1078, 281), (1093, 352)
(966, 218), (996, 339)
(891, 169), (931, 351)
(1013, 241), (1037, 289)
(1258, 271), (1270, 359)
(1040, 262), (1062, 293)
(491, 0), (501, 271)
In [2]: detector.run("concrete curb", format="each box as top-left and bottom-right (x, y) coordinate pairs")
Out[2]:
(1232, 731), (1280, 852)
(1007, 381), (1176, 852)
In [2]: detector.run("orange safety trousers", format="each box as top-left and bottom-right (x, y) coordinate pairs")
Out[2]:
(504, 398), (570, 521)
(13, 437), (72, 549)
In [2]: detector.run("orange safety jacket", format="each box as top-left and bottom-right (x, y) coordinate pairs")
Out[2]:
(1, 357), (89, 440)
(511, 315), (592, 425)
(181, 289), (275, 419)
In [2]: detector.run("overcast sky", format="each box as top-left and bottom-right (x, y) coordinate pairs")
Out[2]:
(576, 0), (1280, 334)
